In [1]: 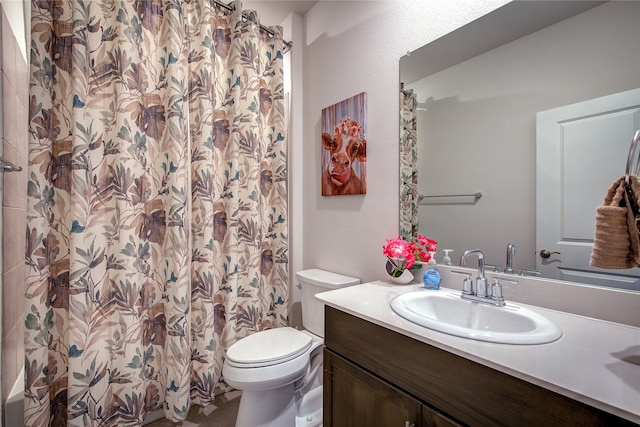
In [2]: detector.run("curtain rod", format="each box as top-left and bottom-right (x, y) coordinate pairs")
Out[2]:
(212, 0), (293, 53)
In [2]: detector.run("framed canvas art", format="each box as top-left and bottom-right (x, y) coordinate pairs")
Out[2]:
(321, 92), (367, 196)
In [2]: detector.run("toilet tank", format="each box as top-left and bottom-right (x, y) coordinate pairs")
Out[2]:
(296, 269), (360, 337)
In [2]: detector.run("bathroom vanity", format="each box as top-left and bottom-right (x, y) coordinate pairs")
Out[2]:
(318, 282), (640, 426)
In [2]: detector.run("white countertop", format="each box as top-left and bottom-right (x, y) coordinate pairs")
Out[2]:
(316, 281), (640, 423)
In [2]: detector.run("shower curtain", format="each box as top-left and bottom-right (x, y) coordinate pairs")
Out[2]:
(25, 1), (288, 425)
(400, 88), (418, 241)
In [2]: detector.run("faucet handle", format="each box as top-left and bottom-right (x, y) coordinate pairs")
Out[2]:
(451, 270), (473, 295)
(485, 263), (501, 272)
(490, 279), (505, 305)
(490, 277), (518, 306)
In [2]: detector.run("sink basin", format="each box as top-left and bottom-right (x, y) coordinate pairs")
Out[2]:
(390, 291), (562, 344)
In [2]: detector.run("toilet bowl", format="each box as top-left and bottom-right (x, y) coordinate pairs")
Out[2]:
(222, 269), (359, 427)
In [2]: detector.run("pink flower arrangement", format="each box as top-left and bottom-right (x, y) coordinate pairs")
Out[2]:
(382, 235), (438, 277)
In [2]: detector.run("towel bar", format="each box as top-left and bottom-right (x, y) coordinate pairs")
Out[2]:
(418, 192), (482, 201)
(625, 129), (640, 184)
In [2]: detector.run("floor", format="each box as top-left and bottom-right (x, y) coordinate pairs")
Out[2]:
(146, 391), (241, 427)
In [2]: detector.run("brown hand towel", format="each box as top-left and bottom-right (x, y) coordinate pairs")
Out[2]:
(625, 175), (640, 266)
(590, 176), (639, 269)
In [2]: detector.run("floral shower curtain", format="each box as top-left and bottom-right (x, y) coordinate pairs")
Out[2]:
(25, 1), (288, 425)
(400, 88), (418, 241)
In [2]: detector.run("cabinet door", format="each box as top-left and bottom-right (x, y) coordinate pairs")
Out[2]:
(324, 349), (421, 427)
(422, 404), (463, 427)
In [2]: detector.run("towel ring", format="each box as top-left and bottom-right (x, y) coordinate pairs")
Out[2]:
(625, 129), (640, 185)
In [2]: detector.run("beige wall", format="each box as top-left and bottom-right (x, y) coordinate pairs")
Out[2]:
(0, 3), (28, 412)
(298, 0), (640, 324)
(299, 0), (508, 285)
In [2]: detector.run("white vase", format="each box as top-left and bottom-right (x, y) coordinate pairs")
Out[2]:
(385, 260), (414, 285)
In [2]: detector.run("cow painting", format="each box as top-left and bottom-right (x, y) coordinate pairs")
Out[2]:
(321, 93), (367, 196)
(322, 118), (366, 195)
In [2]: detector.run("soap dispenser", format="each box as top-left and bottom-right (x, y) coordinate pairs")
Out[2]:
(442, 249), (453, 266)
(423, 267), (441, 289)
(423, 251), (441, 290)
(427, 251), (437, 265)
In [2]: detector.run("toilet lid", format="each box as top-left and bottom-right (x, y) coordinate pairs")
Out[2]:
(226, 327), (313, 367)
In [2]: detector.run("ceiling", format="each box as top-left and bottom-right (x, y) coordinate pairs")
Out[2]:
(243, 1), (319, 25)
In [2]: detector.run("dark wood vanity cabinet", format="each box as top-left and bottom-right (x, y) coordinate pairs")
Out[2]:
(323, 306), (636, 427)
(324, 350), (460, 427)
(324, 350), (421, 426)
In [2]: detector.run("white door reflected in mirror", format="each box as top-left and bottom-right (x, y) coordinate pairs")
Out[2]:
(536, 88), (640, 291)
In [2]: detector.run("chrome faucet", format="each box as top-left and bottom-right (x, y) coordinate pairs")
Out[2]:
(460, 249), (489, 298)
(504, 243), (515, 274)
(455, 249), (518, 307)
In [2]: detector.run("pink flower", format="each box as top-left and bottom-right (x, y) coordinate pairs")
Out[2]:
(417, 235), (437, 253)
(382, 234), (438, 276)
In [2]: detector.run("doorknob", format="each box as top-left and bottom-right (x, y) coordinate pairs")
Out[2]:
(539, 249), (561, 259)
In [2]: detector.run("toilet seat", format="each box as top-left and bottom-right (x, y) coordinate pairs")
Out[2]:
(223, 329), (322, 393)
(226, 327), (313, 368)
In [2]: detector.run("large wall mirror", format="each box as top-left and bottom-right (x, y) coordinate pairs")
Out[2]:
(400, 1), (640, 291)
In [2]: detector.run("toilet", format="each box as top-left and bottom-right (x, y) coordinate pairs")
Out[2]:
(222, 269), (360, 427)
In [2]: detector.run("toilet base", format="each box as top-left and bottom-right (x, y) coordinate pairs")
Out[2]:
(295, 384), (323, 427)
(235, 383), (296, 427)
